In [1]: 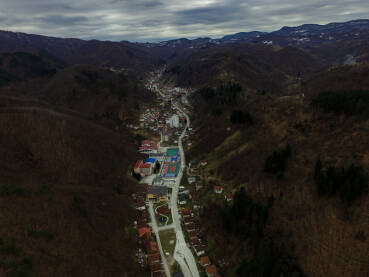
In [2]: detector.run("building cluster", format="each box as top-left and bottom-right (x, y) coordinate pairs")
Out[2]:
(132, 192), (164, 277)
(180, 202), (221, 277)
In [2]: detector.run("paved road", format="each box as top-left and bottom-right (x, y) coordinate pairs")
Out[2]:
(171, 105), (200, 277)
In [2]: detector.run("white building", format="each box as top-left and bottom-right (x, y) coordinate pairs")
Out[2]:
(166, 115), (179, 128)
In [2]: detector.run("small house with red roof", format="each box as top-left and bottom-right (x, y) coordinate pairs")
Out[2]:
(214, 186), (223, 194)
(200, 256), (211, 267)
(205, 265), (218, 277)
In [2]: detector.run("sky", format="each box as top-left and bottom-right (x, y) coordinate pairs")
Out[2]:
(0, 0), (369, 42)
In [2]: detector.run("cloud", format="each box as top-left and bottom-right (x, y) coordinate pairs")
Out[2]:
(0, 0), (368, 41)
(35, 15), (89, 26)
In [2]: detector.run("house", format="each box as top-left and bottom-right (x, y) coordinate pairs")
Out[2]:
(135, 200), (146, 211)
(183, 217), (193, 225)
(140, 163), (153, 176)
(148, 252), (160, 265)
(225, 194), (233, 202)
(193, 200), (201, 210)
(200, 256), (211, 267)
(214, 186), (223, 194)
(185, 223), (196, 232)
(150, 263), (162, 275)
(188, 230), (199, 239)
(147, 241), (158, 255)
(181, 209), (191, 218)
(147, 186), (168, 203)
(187, 176), (196, 184)
(134, 160), (143, 174)
(205, 265), (218, 277)
(139, 140), (158, 154)
(193, 244), (205, 256)
(138, 227), (151, 239)
(191, 237), (201, 247)
(178, 194), (187, 205)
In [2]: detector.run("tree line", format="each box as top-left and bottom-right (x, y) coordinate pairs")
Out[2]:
(314, 159), (368, 205)
(312, 90), (369, 118)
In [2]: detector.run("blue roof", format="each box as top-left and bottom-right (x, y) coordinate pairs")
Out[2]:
(145, 158), (156, 164)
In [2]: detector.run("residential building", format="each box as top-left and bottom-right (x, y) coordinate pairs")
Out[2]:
(200, 256), (211, 267)
(134, 160), (143, 174)
(146, 186), (168, 203)
(140, 163), (153, 176)
(188, 176), (196, 184)
(139, 140), (158, 154)
(214, 186), (223, 194)
(193, 244), (205, 256)
(166, 114), (179, 128)
(205, 265), (218, 277)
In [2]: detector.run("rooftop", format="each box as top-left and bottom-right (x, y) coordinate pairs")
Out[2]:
(206, 265), (218, 275)
(147, 186), (168, 196)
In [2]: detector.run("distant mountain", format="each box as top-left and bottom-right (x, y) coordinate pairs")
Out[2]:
(220, 31), (267, 42)
(0, 30), (161, 72)
(1, 19), (369, 70)
(144, 19), (369, 65)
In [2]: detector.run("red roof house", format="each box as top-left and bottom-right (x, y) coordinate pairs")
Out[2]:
(205, 265), (218, 277)
(200, 256), (211, 267)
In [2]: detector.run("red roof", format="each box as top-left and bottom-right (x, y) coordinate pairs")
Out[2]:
(148, 253), (160, 264)
(188, 230), (198, 238)
(134, 160), (143, 169)
(205, 265), (218, 275)
(140, 163), (152, 168)
(138, 227), (151, 237)
(200, 256), (211, 266)
(140, 140), (158, 150)
(150, 263), (162, 273)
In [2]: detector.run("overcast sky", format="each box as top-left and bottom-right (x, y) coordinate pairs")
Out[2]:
(0, 0), (368, 42)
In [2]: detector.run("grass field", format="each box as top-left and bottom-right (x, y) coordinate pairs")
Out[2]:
(159, 229), (176, 256)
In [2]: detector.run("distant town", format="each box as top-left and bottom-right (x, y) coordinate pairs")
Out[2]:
(130, 69), (226, 277)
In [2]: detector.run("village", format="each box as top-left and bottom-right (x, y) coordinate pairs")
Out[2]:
(130, 70), (230, 277)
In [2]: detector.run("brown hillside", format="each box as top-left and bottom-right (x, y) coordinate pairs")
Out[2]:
(186, 66), (369, 276)
(0, 96), (145, 277)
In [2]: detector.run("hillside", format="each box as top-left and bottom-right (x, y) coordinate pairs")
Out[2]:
(182, 62), (369, 276)
(0, 52), (152, 277)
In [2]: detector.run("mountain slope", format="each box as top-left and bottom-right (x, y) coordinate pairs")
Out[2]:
(0, 52), (151, 277)
(0, 30), (161, 71)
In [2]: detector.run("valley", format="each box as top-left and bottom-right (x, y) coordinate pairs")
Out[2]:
(0, 18), (368, 277)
